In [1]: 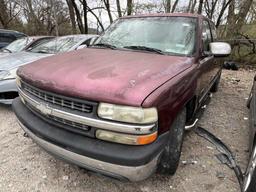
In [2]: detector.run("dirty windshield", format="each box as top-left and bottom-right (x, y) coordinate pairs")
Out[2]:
(29, 36), (82, 54)
(95, 17), (197, 56)
(1, 37), (32, 53)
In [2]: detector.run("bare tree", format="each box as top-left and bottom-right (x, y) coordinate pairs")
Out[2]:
(236, 0), (253, 32)
(87, 6), (104, 32)
(164, 0), (171, 13)
(226, 0), (236, 38)
(190, 0), (197, 13)
(116, 0), (122, 17)
(215, 0), (234, 28)
(204, 0), (218, 19)
(197, 0), (203, 14)
(127, 0), (133, 15)
(70, 0), (85, 33)
(66, 0), (76, 34)
(0, 0), (9, 28)
(171, 0), (179, 13)
(103, 0), (113, 23)
(82, 0), (88, 34)
(187, 0), (193, 12)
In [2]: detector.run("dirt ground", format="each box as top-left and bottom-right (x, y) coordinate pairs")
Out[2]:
(0, 69), (255, 192)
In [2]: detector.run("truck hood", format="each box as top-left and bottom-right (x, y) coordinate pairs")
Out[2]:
(0, 51), (52, 70)
(18, 48), (193, 106)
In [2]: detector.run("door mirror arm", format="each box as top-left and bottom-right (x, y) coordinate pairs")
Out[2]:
(202, 51), (213, 58)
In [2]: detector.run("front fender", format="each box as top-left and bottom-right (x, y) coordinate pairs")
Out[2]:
(142, 64), (199, 134)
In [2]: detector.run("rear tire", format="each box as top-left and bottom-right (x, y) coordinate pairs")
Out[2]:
(158, 108), (186, 175)
(243, 144), (256, 192)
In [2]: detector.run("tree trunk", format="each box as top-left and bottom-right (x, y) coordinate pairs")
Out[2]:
(51, 0), (59, 36)
(190, 0), (197, 13)
(116, 0), (122, 17)
(103, 0), (113, 23)
(236, 0), (253, 34)
(0, 0), (9, 28)
(82, 0), (88, 34)
(70, 0), (84, 33)
(187, 0), (192, 12)
(171, 0), (179, 12)
(216, 0), (234, 28)
(166, 0), (171, 13)
(127, 0), (133, 15)
(197, 0), (204, 14)
(226, 0), (235, 38)
(210, 0), (218, 19)
(66, 0), (76, 34)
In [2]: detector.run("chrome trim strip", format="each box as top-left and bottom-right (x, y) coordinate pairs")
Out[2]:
(18, 88), (155, 134)
(18, 120), (159, 181)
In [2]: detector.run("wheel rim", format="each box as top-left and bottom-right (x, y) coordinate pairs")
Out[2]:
(243, 145), (256, 191)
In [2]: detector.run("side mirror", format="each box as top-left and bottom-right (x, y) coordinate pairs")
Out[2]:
(210, 42), (231, 57)
(76, 44), (87, 50)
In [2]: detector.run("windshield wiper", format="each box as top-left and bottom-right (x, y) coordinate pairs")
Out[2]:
(35, 50), (51, 54)
(123, 46), (165, 55)
(92, 43), (117, 50)
(2, 48), (12, 53)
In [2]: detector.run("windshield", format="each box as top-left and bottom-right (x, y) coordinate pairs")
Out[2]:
(29, 36), (84, 54)
(95, 17), (197, 56)
(2, 37), (32, 53)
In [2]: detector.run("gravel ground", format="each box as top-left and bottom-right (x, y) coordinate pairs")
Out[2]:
(0, 69), (255, 192)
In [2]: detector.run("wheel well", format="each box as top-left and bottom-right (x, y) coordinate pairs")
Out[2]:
(185, 96), (197, 122)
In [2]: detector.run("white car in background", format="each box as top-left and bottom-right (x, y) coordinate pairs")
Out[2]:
(0, 34), (98, 104)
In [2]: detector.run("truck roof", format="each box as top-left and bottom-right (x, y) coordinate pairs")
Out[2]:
(0, 29), (27, 38)
(122, 13), (209, 20)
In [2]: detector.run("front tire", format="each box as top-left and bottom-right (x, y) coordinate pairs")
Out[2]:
(158, 108), (186, 175)
(243, 144), (256, 192)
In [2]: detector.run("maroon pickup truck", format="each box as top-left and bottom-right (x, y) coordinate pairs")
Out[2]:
(13, 13), (231, 181)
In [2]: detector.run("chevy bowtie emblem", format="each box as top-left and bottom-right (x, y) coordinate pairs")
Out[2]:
(37, 103), (52, 115)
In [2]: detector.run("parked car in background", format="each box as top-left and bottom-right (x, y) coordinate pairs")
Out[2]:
(0, 36), (54, 58)
(0, 34), (98, 104)
(244, 75), (256, 192)
(0, 29), (27, 49)
(13, 13), (231, 181)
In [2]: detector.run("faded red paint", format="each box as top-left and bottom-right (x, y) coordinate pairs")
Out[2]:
(18, 48), (194, 107)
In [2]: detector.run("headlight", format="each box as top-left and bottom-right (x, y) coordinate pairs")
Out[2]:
(0, 68), (17, 80)
(98, 103), (158, 124)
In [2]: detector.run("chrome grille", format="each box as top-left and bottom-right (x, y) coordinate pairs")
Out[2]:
(21, 82), (93, 113)
(48, 115), (89, 131)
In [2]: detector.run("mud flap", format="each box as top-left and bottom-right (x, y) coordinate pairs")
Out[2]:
(194, 127), (244, 191)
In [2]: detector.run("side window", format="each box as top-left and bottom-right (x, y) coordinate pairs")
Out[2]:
(202, 20), (212, 52)
(0, 34), (15, 43)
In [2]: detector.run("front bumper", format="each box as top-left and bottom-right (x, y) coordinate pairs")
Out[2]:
(0, 78), (17, 104)
(13, 98), (168, 181)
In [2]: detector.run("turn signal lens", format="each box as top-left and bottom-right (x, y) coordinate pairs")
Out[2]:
(96, 130), (157, 145)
